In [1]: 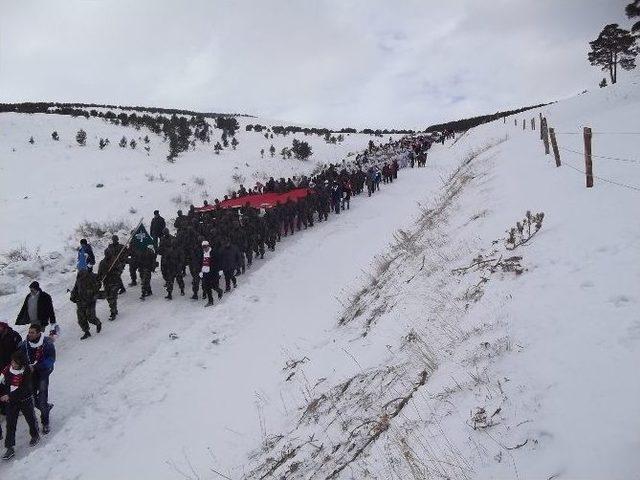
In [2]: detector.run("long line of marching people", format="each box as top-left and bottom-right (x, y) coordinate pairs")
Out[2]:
(0, 132), (439, 460)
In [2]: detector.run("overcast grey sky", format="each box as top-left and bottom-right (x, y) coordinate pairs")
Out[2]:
(0, 0), (633, 129)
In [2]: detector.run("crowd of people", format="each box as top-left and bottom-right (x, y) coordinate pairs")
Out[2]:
(0, 131), (442, 460)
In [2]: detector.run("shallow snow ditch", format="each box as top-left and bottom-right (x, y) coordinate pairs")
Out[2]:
(241, 135), (532, 479)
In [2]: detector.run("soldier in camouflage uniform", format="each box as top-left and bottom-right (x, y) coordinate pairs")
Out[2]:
(188, 234), (203, 300)
(97, 250), (123, 321)
(138, 244), (157, 300)
(158, 229), (185, 300)
(104, 235), (127, 294)
(70, 269), (102, 340)
(127, 243), (139, 287)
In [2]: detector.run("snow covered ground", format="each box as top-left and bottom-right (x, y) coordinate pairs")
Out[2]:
(0, 79), (639, 479)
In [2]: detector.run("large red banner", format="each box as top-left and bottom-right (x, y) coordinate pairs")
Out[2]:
(195, 188), (312, 212)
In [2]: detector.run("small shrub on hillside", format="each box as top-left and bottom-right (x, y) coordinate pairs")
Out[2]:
(119, 136), (127, 148)
(4, 244), (33, 262)
(231, 136), (239, 150)
(214, 142), (223, 154)
(193, 176), (206, 186)
(130, 139), (137, 149)
(232, 173), (246, 184)
(506, 211), (544, 250)
(76, 129), (87, 146)
(28, 136), (35, 144)
(76, 219), (129, 239)
(51, 131), (59, 141)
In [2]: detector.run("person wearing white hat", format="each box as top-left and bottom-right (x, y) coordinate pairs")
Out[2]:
(200, 241), (223, 307)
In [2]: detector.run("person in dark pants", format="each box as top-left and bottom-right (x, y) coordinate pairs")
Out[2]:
(15, 281), (57, 333)
(0, 351), (39, 460)
(150, 210), (166, 249)
(200, 241), (223, 307)
(0, 322), (22, 442)
(218, 239), (241, 292)
(20, 324), (55, 434)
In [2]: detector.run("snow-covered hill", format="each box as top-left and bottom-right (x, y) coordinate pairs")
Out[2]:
(0, 79), (639, 479)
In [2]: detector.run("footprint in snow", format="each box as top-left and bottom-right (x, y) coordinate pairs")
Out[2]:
(608, 294), (633, 307)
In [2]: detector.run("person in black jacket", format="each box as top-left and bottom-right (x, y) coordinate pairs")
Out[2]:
(15, 282), (56, 332)
(0, 322), (22, 442)
(150, 210), (166, 249)
(218, 238), (241, 292)
(0, 322), (21, 372)
(0, 351), (39, 459)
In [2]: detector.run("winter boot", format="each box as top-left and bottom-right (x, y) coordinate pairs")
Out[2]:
(165, 292), (172, 300)
(2, 448), (15, 460)
(190, 293), (198, 300)
(29, 435), (40, 446)
(42, 424), (50, 435)
(128, 281), (137, 287)
(80, 331), (91, 340)
(96, 322), (102, 334)
(180, 288), (185, 296)
(118, 286), (126, 294)
(205, 300), (214, 308)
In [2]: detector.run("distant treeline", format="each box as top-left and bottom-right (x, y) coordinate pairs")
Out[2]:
(424, 102), (551, 133)
(0, 101), (249, 118)
(247, 124), (416, 136)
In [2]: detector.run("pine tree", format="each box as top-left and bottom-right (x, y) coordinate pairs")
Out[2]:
(280, 147), (288, 159)
(99, 138), (107, 150)
(291, 139), (312, 160)
(29, 136), (35, 144)
(627, 0), (640, 33)
(214, 142), (223, 154)
(143, 135), (150, 144)
(599, 78), (608, 88)
(588, 24), (638, 84)
(130, 139), (137, 149)
(51, 131), (59, 141)
(76, 129), (87, 146)
(231, 136), (239, 150)
(269, 144), (275, 157)
(119, 136), (127, 148)
(260, 148), (265, 158)
(222, 131), (229, 148)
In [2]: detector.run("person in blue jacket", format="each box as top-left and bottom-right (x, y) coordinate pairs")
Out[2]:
(20, 324), (55, 435)
(77, 238), (95, 272)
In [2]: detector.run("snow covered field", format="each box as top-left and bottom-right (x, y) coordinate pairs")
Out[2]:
(0, 79), (639, 479)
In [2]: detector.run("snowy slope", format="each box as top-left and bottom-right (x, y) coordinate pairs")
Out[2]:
(0, 80), (639, 480)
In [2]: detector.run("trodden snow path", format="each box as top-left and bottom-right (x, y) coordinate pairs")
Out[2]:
(0, 152), (458, 479)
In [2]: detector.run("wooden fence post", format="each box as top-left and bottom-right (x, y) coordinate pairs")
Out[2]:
(584, 127), (593, 187)
(523, 119), (526, 130)
(531, 118), (535, 130)
(539, 113), (543, 139)
(515, 118), (517, 126)
(549, 127), (561, 167)
(503, 117), (506, 124)
(541, 118), (550, 155)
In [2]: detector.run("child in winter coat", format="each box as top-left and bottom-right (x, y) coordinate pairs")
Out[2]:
(0, 351), (39, 460)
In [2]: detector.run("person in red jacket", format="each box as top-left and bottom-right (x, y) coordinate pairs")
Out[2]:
(0, 351), (39, 460)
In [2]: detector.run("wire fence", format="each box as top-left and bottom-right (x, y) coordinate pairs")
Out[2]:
(561, 161), (640, 192)
(557, 146), (640, 165)
(512, 115), (640, 193)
